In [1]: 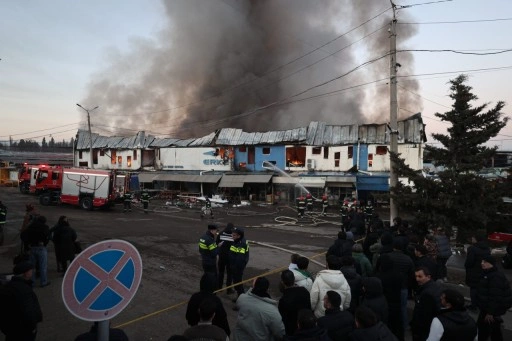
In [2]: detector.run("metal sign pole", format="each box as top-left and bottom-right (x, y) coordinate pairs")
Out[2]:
(97, 320), (109, 341)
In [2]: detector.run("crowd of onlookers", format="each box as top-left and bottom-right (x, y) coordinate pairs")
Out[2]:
(174, 217), (512, 341)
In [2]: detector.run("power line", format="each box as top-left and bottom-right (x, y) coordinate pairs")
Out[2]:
(0, 122), (81, 138)
(398, 0), (453, 9)
(398, 65), (512, 79)
(398, 48), (512, 55)
(399, 17), (512, 24)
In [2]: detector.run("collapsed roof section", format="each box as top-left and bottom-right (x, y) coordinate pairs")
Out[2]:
(75, 113), (426, 150)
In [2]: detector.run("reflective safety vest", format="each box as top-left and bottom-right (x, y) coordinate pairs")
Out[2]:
(123, 193), (132, 202)
(199, 232), (218, 266)
(229, 239), (249, 269)
(0, 204), (6, 224)
(141, 192), (150, 203)
(297, 197), (306, 209)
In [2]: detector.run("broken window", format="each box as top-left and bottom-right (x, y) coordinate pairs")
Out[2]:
(376, 146), (388, 155)
(312, 147), (321, 155)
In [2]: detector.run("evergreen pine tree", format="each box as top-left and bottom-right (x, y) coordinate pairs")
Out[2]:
(391, 75), (508, 240)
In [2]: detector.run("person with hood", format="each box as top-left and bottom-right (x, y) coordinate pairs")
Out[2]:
(229, 227), (249, 298)
(376, 256), (404, 341)
(284, 309), (330, 341)
(361, 277), (389, 325)
(290, 256), (313, 292)
(340, 256), (362, 313)
(426, 289), (477, 341)
(377, 237), (415, 332)
(464, 230), (490, 310)
(352, 243), (373, 277)
(51, 216), (77, 273)
(233, 276), (285, 341)
(373, 231), (394, 271)
(185, 273), (230, 337)
(216, 222), (234, 293)
(317, 291), (355, 341)
(0, 261), (43, 341)
(310, 255), (352, 317)
(410, 267), (441, 341)
(475, 255), (512, 341)
(350, 306), (398, 341)
(278, 270), (311, 336)
(327, 231), (353, 259)
(20, 215), (51, 287)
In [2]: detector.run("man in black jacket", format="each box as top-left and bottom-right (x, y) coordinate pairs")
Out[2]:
(278, 270), (311, 336)
(185, 273), (231, 336)
(410, 267), (441, 341)
(464, 230), (490, 310)
(317, 291), (354, 341)
(216, 222), (234, 293)
(21, 215), (51, 287)
(229, 227), (249, 298)
(476, 255), (512, 341)
(351, 306), (398, 341)
(1, 261), (43, 341)
(199, 224), (220, 281)
(426, 289), (477, 341)
(327, 231), (353, 259)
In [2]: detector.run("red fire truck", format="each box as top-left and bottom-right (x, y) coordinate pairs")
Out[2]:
(33, 167), (119, 210)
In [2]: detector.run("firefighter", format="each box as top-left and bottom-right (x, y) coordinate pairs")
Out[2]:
(123, 191), (132, 212)
(296, 195), (306, 218)
(321, 195), (328, 216)
(0, 201), (6, 246)
(364, 200), (374, 224)
(306, 193), (314, 211)
(199, 224), (221, 281)
(340, 199), (350, 231)
(201, 198), (214, 219)
(229, 227), (249, 298)
(141, 190), (150, 214)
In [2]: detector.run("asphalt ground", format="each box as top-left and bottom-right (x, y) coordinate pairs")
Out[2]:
(0, 187), (511, 341)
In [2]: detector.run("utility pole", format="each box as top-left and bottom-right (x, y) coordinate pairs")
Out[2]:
(389, 1), (399, 223)
(76, 104), (99, 169)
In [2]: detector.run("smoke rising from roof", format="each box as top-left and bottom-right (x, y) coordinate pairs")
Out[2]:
(82, 0), (420, 138)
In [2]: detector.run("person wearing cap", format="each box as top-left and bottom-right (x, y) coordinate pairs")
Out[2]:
(229, 227), (249, 298)
(475, 255), (512, 341)
(0, 261), (43, 340)
(426, 289), (477, 341)
(199, 224), (221, 281)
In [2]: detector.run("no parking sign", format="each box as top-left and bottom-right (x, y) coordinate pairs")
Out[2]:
(62, 239), (143, 321)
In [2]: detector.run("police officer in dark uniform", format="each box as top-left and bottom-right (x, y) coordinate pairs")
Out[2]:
(199, 224), (221, 284)
(217, 223), (234, 293)
(229, 227), (249, 298)
(141, 190), (150, 214)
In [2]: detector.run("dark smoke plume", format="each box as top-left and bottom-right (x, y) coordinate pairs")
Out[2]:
(82, 0), (420, 138)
